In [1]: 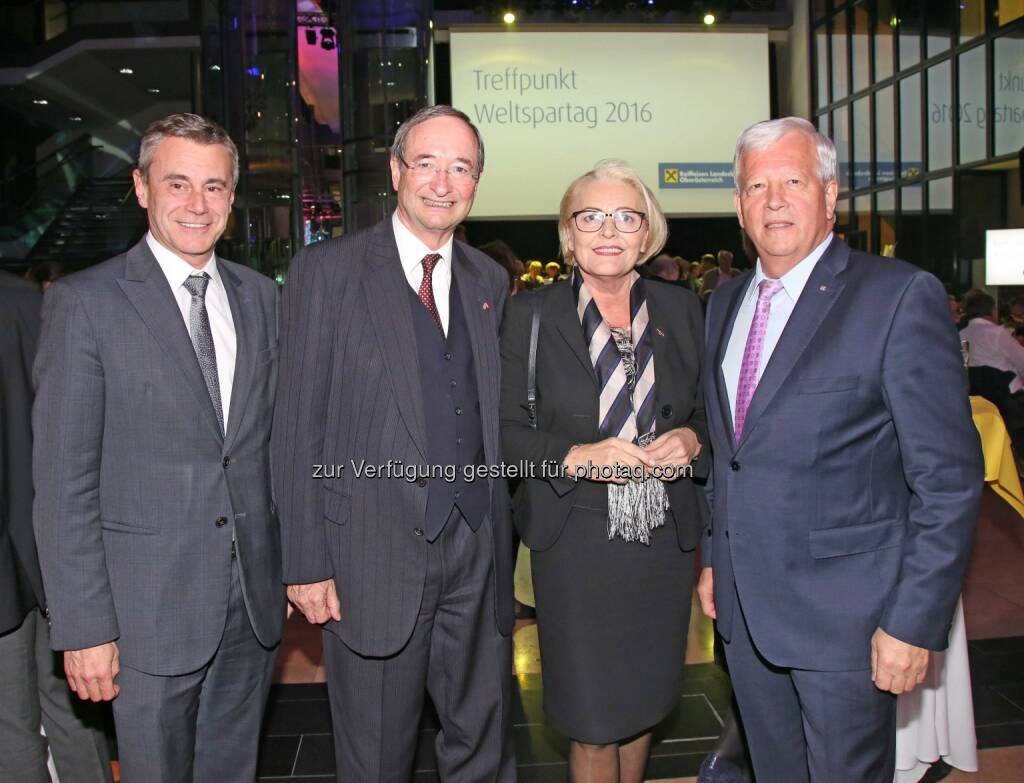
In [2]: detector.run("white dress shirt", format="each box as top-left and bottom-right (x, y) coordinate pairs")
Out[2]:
(148, 232), (237, 429)
(959, 317), (1024, 393)
(722, 234), (834, 419)
(392, 211), (453, 336)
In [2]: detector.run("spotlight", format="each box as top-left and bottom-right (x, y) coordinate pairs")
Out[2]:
(703, 12), (716, 25)
(320, 27), (336, 50)
(119, 67), (133, 75)
(305, 28), (317, 45)
(503, 11), (516, 24)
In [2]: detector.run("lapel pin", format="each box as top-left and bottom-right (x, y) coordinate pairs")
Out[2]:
(482, 301), (491, 311)
(819, 285), (828, 292)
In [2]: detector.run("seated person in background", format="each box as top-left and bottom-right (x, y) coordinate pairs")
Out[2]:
(480, 239), (525, 296)
(960, 290), (1024, 393)
(960, 289), (1024, 449)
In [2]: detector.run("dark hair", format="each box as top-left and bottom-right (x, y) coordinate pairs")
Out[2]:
(478, 239), (523, 293)
(963, 289), (996, 321)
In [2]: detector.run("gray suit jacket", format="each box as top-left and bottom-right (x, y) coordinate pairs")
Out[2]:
(272, 219), (514, 657)
(32, 239), (285, 675)
(0, 272), (46, 634)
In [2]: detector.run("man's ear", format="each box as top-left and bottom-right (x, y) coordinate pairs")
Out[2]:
(132, 168), (148, 209)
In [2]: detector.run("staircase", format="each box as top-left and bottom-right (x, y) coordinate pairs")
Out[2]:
(29, 176), (146, 270)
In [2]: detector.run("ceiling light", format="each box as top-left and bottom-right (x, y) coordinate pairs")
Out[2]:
(147, 87), (160, 94)
(503, 12), (516, 24)
(69, 115), (82, 121)
(119, 67), (134, 75)
(33, 99), (48, 105)
(703, 12), (716, 25)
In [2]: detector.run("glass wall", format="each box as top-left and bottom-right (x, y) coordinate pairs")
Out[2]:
(812, 0), (1024, 285)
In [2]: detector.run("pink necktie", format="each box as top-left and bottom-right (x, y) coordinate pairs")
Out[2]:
(733, 279), (783, 440)
(418, 253), (443, 334)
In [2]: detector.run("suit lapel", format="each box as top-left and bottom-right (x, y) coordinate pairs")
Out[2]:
(362, 222), (428, 460)
(117, 241), (223, 442)
(737, 238), (850, 449)
(221, 261), (256, 449)
(551, 281), (597, 385)
(709, 271), (752, 450)
(453, 245), (500, 464)
(646, 285), (678, 434)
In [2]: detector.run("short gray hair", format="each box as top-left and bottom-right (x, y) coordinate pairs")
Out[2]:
(391, 105), (485, 172)
(138, 113), (239, 188)
(733, 117), (837, 190)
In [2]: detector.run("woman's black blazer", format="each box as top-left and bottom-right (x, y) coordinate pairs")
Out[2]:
(499, 277), (710, 552)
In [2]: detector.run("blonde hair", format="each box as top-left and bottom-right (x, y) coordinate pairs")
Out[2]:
(557, 159), (668, 266)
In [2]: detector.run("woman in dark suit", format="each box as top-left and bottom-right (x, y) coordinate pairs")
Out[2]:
(500, 160), (709, 782)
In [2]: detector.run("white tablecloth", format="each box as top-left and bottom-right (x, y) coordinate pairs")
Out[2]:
(894, 598), (977, 782)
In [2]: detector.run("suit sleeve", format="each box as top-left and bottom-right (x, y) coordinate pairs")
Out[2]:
(499, 294), (578, 496)
(879, 271), (983, 650)
(32, 281), (119, 650)
(272, 248), (334, 584)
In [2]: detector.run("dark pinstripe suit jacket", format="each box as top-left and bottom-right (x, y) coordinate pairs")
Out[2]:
(272, 219), (514, 657)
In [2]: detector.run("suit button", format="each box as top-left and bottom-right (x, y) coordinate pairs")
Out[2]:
(454, 490), (461, 499)
(730, 461), (740, 471)
(413, 527), (424, 536)
(455, 407), (463, 415)
(661, 404), (673, 418)
(215, 516), (228, 527)
(417, 477), (427, 487)
(450, 379), (457, 388)
(444, 352), (453, 361)
(456, 437), (463, 445)
(222, 456), (231, 468)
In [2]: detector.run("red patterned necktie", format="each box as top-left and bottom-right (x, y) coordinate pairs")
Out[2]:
(418, 253), (444, 335)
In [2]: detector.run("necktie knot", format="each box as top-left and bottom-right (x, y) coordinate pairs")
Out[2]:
(757, 278), (783, 301)
(183, 272), (211, 299)
(422, 253), (441, 278)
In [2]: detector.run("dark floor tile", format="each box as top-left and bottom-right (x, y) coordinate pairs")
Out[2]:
(268, 683), (329, 703)
(644, 750), (706, 779)
(256, 735), (301, 777)
(293, 733), (336, 777)
(263, 698), (333, 736)
(513, 724), (570, 764)
(969, 636), (1024, 655)
(973, 684), (1024, 725)
(654, 694), (725, 747)
(998, 682), (1024, 711)
(976, 720), (1024, 749)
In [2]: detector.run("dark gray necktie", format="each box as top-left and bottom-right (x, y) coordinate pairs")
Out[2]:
(182, 273), (224, 433)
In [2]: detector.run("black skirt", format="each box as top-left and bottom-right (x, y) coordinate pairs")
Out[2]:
(531, 504), (695, 744)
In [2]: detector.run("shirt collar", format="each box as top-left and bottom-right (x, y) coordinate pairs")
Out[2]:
(147, 232), (222, 291)
(746, 233), (834, 305)
(391, 211), (454, 277)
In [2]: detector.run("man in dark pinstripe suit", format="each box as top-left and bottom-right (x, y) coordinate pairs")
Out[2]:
(273, 105), (516, 781)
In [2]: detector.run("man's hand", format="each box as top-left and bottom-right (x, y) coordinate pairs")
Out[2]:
(697, 567), (716, 619)
(287, 579), (342, 625)
(65, 642), (120, 702)
(871, 627), (929, 694)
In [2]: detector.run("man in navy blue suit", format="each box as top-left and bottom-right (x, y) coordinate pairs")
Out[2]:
(697, 117), (983, 782)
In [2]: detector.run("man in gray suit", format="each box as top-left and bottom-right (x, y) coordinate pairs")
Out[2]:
(33, 113), (285, 782)
(273, 105), (516, 781)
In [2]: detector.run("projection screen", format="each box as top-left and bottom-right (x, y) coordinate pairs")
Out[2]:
(450, 27), (771, 219)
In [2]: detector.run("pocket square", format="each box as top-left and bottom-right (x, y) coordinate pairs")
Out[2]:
(482, 301), (491, 310)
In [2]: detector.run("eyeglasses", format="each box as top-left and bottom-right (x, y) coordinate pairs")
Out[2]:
(398, 156), (479, 184)
(571, 209), (647, 233)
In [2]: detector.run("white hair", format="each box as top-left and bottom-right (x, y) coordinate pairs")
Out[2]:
(732, 117), (837, 190)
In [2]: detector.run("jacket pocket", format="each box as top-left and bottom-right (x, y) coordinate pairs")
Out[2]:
(323, 486), (350, 526)
(797, 375), (859, 395)
(99, 518), (159, 536)
(808, 517), (905, 559)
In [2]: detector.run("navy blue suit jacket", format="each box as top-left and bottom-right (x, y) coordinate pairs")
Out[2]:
(702, 237), (983, 671)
